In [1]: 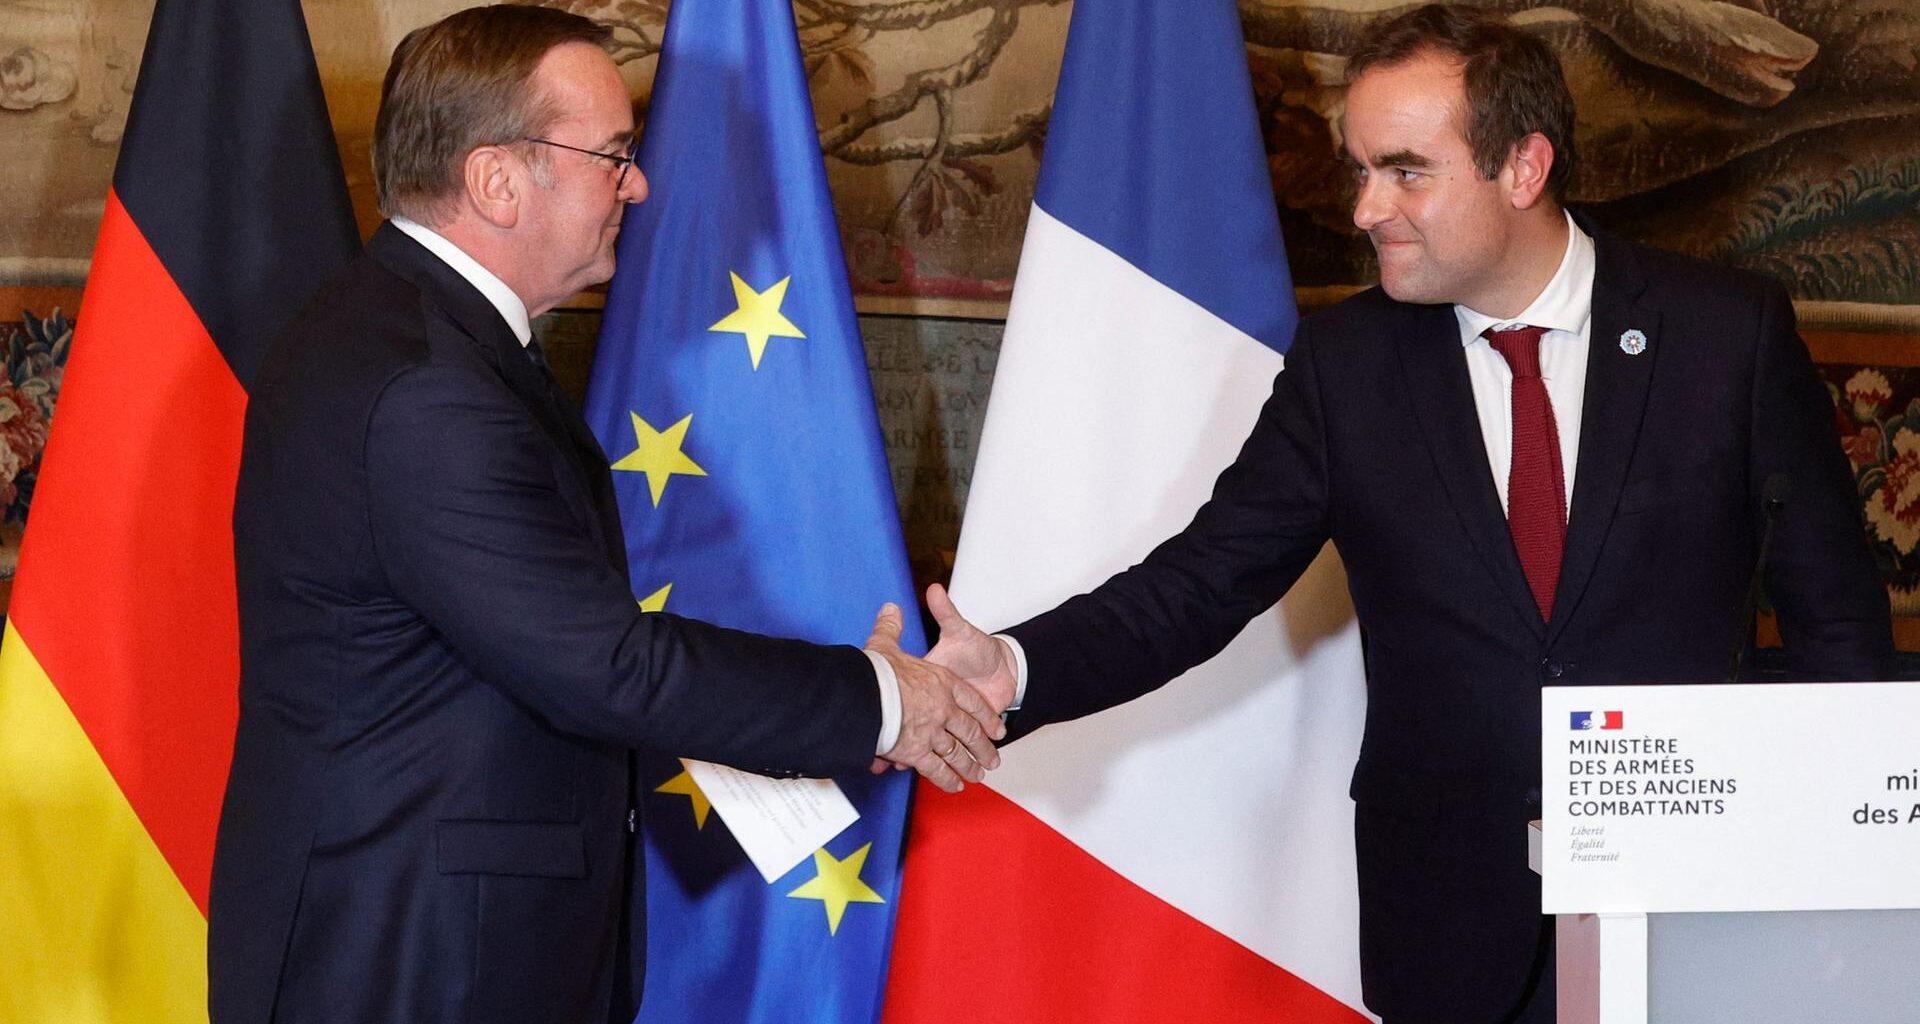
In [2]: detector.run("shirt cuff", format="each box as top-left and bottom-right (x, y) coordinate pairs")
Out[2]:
(865, 648), (902, 756)
(994, 632), (1029, 711)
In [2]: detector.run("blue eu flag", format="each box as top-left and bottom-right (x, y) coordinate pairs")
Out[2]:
(583, 1), (917, 1022)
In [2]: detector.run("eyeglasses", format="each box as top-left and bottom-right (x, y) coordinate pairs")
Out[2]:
(523, 137), (639, 189)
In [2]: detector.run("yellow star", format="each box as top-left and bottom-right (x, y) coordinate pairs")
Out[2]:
(708, 271), (805, 370)
(786, 842), (885, 935)
(655, 768), (712, 829)
(637, 583), (672, 613)
(610, 412), (706, 506)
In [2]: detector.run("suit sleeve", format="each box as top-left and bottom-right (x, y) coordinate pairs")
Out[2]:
(1751, 285), (1894, 679)
(362, 362), (880, 776)
(1003, 327), (1336, 739)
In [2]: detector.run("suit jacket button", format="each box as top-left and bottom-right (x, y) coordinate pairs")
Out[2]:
(1541, 658), (1565, 680)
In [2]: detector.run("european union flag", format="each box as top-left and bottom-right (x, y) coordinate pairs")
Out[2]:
(583, 1), (917, 1021)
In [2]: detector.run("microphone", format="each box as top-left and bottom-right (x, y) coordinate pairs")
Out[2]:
(1725, 473), (1792, 683)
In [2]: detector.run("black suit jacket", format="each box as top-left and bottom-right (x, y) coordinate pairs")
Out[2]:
(1003, 228), (1892, 1021)
(209, 225), (879, 1024)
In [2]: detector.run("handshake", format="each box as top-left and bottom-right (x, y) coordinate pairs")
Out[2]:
(863, 584), (1021, 793)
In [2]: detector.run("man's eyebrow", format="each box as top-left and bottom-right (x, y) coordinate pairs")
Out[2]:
(1371, 149), (1433, 169)
(599, 131), (635, 150)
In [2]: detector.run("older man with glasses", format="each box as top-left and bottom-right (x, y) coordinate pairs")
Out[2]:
(208, 7), (1002, 1024)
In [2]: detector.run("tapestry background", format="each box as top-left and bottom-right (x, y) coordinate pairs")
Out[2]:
(4, 0), (1917, 644)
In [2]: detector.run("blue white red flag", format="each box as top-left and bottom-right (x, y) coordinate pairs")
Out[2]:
(884, 0), (1372, 1020)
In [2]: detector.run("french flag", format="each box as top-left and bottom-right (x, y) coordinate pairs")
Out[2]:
(1572, 711), (1625, 731)
(883, 0), (1371, 1020)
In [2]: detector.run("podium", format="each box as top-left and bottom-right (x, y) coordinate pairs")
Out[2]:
(1532, 683), (1920, 1024)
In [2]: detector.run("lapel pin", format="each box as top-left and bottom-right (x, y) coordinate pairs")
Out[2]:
(1618, 328), (1648, 355)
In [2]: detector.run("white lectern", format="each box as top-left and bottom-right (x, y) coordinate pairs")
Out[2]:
(1532, 683), (1920, 1024)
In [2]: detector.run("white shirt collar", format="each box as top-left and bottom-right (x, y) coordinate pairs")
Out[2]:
(390, 217), (533, 346)
(1453, 210), (1594, 344)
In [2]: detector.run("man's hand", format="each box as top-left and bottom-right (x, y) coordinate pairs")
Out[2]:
(866, 603), (1004, 793)
(924, 583), (1018, 714)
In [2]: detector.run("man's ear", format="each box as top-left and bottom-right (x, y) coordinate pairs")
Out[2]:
(463, 145), (520, 229)
(1505, 132), (1555, 211)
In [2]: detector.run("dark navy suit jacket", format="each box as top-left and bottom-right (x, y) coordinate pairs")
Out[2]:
(209, 225), (879, 1024)
(1002, 226), (1892, 1022)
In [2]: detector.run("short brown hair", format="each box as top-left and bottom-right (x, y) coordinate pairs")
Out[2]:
(1346, 4), (1577, 200)
(373, 4), (611, 222)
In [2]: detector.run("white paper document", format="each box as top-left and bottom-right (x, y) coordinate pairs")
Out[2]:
(682, 759), (859, 882)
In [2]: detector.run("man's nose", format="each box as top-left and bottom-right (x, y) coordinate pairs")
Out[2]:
(620, 167), (650, 205)
(1351, 175), (1389, 232)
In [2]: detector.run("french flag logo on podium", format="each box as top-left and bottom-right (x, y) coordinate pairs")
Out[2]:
(1571, 711), (1625, 731)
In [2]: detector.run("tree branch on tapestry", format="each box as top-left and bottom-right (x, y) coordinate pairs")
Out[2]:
(554, 0), (1065, 244)
(799, 21), (868, 59)
(888, 88), (953, 237)
(605, 26), (662, 66)
(1238, 0), (1817, 108)
(816, 2), (1026, 152)
(814, 0), (1064, 239)
(833, 105), (1048, 166)
(1238, 1), (1376, 55)
(531, 0), (667, 62)
(795, 0), (1020, 33)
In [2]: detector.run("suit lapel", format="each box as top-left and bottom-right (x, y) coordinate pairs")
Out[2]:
(1395, 301), (1547, 639)
(538, 367), (615, 489)
(1547, 230), (1658, 644)
(535, 370), (627, 574)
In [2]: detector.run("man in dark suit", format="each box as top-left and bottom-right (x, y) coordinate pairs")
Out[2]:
(924, 5), (1893, 1023)
(208, 7), (1003, 1024)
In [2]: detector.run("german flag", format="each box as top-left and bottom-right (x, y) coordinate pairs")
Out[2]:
(0, 0), (356, 1018)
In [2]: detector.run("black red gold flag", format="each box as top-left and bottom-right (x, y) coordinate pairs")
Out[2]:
(0, 0), (355, 1018)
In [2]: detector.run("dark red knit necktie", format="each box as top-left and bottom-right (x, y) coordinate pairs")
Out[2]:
(1486, 325), (1566, 620)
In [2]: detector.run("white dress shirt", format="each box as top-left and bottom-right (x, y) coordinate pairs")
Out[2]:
(1453, 211), (1595, 514)
(391, 217), (535, 347)
(388, 217), (903, 755)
